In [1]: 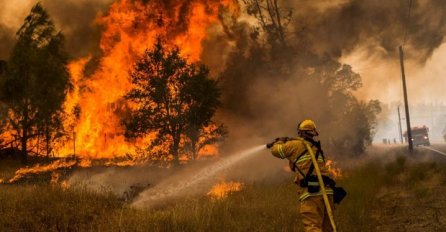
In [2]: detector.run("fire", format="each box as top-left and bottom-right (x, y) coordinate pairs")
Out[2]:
(0, 178), (4, 184)
(8, 159), (77, 183)
(56, 0), (239, 159)
(78, 159), (92, 168)
(60, 180), (70, 190)
(50, 172), (60, 185)
(207, 181), (243, 199)
(104, 159), (141, 167)
(325, 160), (342, 178)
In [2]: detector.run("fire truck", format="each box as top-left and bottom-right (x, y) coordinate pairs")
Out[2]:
(403, 126), (430, 146)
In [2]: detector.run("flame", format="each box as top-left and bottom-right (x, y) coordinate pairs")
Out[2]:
(78, 159), (92, 168)
(207, 181), (243, 199)
(51, 172), (70, 189)
(61, 180), (70, 190)
(325, 160), (342, 178)
(50, 172), (60, 185)
(55, 0), (239, 159)
(8, 159), (77, 183)
(0, 178), (4, 184)
(104, 159), (141, 167)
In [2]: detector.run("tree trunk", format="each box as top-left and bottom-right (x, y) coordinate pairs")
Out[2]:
(172, 134), (180, 166)
(191, 139), (197, 161)
(45, 127), (51, 158)
(21, 127), (28, 164)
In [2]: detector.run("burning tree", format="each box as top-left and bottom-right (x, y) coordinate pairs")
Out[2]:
(0, 3), (71, 161)
(124, 39), (225, 165)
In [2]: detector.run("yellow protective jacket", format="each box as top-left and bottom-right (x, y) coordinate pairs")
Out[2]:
(271, 137), (333, 201)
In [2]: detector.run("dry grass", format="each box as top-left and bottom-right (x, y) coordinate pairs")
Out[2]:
(0, 156), (444, 231)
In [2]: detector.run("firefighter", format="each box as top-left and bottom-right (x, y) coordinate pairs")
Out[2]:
(268, 119), (336, 232)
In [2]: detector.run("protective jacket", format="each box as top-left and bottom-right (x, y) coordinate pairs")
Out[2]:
(271, 137), (333, 201)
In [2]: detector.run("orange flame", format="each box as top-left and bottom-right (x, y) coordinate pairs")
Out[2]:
(60, 180), (70, 190)
(8, 158), (94, 183)
(207, 181), (243, 199)
(325, 160), (342, 178)
(56, 0), (239, 160)
(78, 159), (92, 168)
(8, 159), (77, 183)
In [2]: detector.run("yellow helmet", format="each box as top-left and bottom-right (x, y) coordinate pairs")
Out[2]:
(298, 119), (319, 136)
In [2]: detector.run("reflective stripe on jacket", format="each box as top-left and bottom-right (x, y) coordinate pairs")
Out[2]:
(271, 137), (333, 201)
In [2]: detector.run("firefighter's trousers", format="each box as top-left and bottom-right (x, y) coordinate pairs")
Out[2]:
(299, 195), (334, 232)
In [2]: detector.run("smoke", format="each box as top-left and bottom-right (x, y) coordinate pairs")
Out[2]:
(287, 0), (446, 62)
(0, 0), (114, 59)
(210, 0), (446, 153)
(1, 1), (445, 164)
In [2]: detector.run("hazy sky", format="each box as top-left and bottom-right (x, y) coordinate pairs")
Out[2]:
(342, 42), (446, 104)
(1, 0), (445, 105)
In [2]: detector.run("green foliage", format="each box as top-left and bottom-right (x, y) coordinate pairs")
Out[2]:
(124, 39), (225, 164)
(0, 3), (71, 159)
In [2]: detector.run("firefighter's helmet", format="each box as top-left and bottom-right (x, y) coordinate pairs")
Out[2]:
(298, 119), (319, 136)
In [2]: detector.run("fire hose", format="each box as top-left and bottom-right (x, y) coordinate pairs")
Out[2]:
(303, 141), (337, 232)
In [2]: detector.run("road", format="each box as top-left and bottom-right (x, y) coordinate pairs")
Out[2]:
(416, 143), (446, 163)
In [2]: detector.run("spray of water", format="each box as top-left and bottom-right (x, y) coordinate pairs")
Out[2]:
(132, 145), (266, 208)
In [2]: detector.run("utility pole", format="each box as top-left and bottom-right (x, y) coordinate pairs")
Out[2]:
(397, 106), (403, 144)
(399, 46), (413, 152)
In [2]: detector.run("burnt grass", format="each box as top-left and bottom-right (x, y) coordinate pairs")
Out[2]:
(1, 152), (446, 231)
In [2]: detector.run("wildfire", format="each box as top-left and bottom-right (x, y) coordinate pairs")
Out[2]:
(104, 159), (142, 167)
(7, 158), (96, 183)
(56, 0), (239, 159)
(78, 158), (92, 168)
(325, 160), (342, 178)
(207, 181), (243, 199)
(8, 159), (77, 183)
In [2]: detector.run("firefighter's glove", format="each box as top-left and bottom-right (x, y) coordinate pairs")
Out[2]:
(266, 137), (289, 149)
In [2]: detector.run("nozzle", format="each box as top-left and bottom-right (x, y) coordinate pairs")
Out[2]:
(266, 143), (274, 149)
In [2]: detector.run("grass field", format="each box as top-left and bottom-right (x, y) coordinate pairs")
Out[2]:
(1, 153), (445, 231)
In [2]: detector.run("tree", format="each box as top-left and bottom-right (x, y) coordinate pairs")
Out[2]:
(124, 39), (225, 165)
(222, 1), (382, 156)
(244, 0), (292, 50)
(0, 3), (71, 161)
